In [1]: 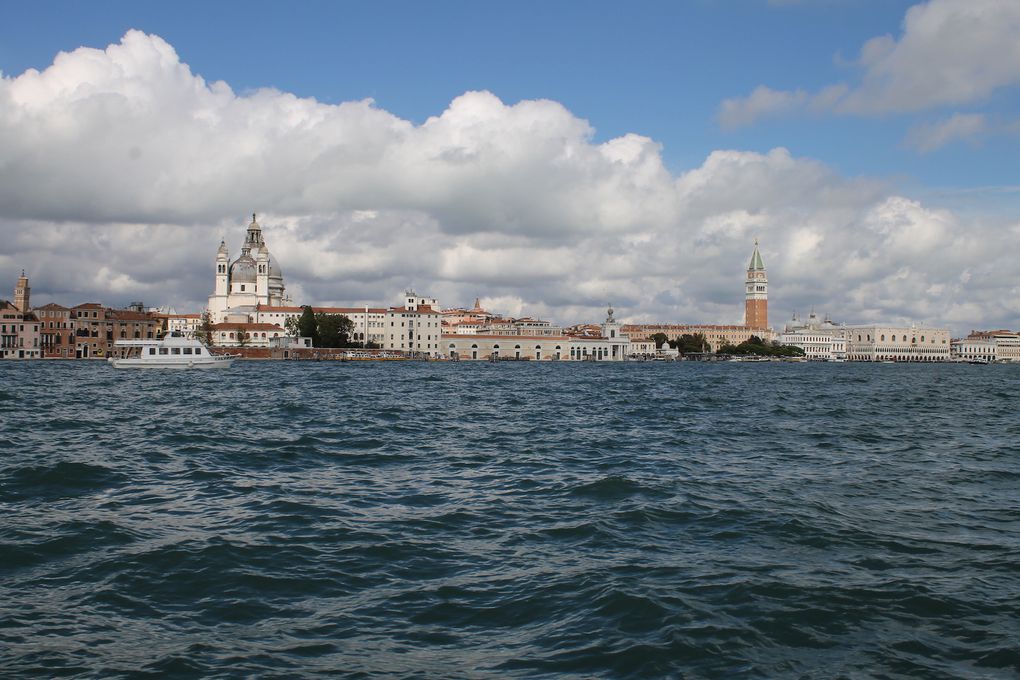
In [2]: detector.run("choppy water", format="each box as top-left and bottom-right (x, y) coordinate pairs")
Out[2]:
(1, 361), (1018, 679)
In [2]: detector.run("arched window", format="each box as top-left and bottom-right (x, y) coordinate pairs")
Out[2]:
(881, 335), (885, 341)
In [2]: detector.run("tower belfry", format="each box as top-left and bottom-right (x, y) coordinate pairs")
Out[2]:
(744, 240), (768, 329)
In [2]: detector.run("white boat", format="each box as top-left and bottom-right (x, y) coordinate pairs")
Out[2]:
(107, 333), (236, 369)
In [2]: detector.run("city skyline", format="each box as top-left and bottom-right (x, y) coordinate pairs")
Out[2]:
(1, 0), (1018, 334)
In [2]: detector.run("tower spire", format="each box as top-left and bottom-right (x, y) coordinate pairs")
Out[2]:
(748, 239), (765, 271)
(744, 239), (768, 329)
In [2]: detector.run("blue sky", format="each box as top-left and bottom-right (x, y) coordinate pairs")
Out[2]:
(0, 0), (1018, 332)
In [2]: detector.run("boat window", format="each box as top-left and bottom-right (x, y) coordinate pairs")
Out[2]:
(183, 347), (193, 354)
(172, 348), (181, 355)
(159, 348), (168, 355)
(149, 348), (156, 355)
(194, 348), (202, 355)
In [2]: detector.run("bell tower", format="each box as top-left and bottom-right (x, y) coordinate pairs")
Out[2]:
(215, 239), (229, 296)
(14, 270), (30, 312)
(744, 240), (768, 329)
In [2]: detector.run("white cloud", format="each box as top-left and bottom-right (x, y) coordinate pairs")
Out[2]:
(718, 86), (808, 129)
(904, 113), (987, 152)
(719, 0), (1020, 126)
(1, 30), (1019, 333)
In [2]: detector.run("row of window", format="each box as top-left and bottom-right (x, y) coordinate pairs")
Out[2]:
(854, 333), (946, 344)
(148, 347), (203, 355)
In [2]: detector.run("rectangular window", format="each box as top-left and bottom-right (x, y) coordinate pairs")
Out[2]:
(159, 347), (168, 355)
(194, 348), (202, 355)
(183, 347), (193, 354)
(149, 348), (156, 355)
(172, 348), (181, 355)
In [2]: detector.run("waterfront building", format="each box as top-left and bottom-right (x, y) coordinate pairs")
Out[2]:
(441, 298), (496, 326)
(251, 291), (443, 354)
(621, 324), (776, 352)
(253, 304), (390, 346)
(1, 298), (41, 359)
(447, 315), (562, 337)
(210, 322), (286, 347)
(159, 313), (202, 338)
(33, 303), (76, 358)
(72, 303), (106, 358)
(207, 214), (291, 322)
(443, 334), (569, 361)
(442, 304), (629, 361)
(778, 311), (847, 361)
(384, 291), (443, 356)
(844, 325), (950, 362)
(627, 338), (657, 358)
(72, 304), (159, 358)
(952, 330), (1020, 363)
(745, 240), (768, 329)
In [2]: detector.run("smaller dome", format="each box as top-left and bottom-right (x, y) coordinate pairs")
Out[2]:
(230, 255), (257, 283)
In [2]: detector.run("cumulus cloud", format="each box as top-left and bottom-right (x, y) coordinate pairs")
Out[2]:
(720, 0), (1020, 126)
(1, 30), (1019, 333)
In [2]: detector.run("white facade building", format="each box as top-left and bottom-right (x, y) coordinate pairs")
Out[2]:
(845, 325), (951, 362)
(163, 314), (202, 338)
(441, 305), (630, 361)
(253, 305), (389, 346)
(779, 311), (847, 361)
(952, 331), (1020, 363)
(207, 214), (291, 322)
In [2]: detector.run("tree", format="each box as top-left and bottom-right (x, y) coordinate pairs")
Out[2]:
(237, 330), (250, 347)
(314, 313), (355, 348)
(284, 315), (301, 337)
(297, 306), (318, 345)
(649, 332), (668, 349)
(198, 311), (214, 346)
(675, 333), (708, 354)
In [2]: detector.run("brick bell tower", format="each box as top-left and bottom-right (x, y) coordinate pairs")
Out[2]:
(14, 270), (30, 312)
(744, 240), (768, 329)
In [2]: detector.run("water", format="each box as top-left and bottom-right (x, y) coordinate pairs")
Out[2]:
(1, 361), (1018, 678)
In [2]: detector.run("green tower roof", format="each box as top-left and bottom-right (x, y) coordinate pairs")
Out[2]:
(748, 241), (765, 271)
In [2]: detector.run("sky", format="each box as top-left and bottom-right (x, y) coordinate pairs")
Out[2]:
(1, 0), (1018, 333)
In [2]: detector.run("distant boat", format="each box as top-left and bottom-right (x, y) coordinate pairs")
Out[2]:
(107, 333), (235, 370)
(967, 358), (991, 365)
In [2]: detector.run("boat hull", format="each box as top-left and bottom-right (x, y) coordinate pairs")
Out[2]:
(108, 357), (235, 370)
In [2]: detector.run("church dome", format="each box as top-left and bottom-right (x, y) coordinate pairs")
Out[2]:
(230, 255), (257, 283)
(268, 254), (284, 281)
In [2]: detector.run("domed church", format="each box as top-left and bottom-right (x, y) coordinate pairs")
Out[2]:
(207, 213), (291, 321)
